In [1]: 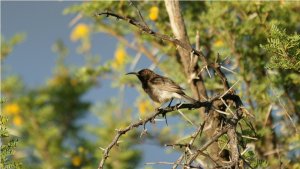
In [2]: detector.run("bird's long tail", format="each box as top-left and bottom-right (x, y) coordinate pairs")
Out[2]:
(182, 93), (198, 103)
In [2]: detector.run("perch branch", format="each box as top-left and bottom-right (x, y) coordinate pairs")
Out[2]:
(98, 101), (209, 169)
(97, 93), (242, 169)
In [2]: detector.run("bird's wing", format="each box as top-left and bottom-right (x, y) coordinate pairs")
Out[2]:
(149, 76), (184, 93)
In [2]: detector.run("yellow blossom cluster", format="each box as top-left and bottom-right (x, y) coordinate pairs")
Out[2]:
(149, 6), (159, 21)
(3, 103), (23, 126)
(71, 146), (85, 166)
(70, 23), (90, 42)
(71, 155), (82, 167)
(4, 103), (20, 115)
(13, 115), (23, 126)
(214, 39), (224, 47)
(138, 100), (154, 117)
(112, 47), (127, 70)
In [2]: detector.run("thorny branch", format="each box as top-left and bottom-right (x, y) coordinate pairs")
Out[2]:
(170, 120), (207, 169)
(96, 8), (249, 169)
(97, 11), (231, 91)
(186, 127), (229, 166)
(97, 103), (201, 169)
(97, 93), (243, 169)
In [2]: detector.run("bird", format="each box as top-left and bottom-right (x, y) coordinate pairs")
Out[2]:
(126, 69), (198, 107)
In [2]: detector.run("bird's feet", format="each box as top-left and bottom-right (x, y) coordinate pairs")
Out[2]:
(167, 98), (174, 108)
(154, 107), (168, 126)
(155, 107), (163, 112)
(162, 112), (168, 126)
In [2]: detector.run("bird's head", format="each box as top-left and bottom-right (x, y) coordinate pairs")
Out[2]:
(126, 69), (155, 81)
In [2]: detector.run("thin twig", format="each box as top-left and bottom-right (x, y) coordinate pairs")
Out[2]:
(130, 52), (142, 71)
(172, 120), (207, 169)
(241, 135), (258, 140)
(220, 65), (237, 74)
(145, 161), (185, 166)
(218, 140), (229, 155)
(197, 151), (219, 166)
(129, 1), (149, 29)
(263, 148), (283, 156)
(149, 52), (161, 71)
(278, 98), (298, 133)
(214, 109), (231, 116)
(177, 109), (197, 127)
(219, 79), (240, 98)
(187, 127), (229, 165)
(266, 70), (298, 133)
(220, 98), (235, 117)
(165, 143), (189, 148)
(263, 104), (273, 127)
(205, 66), (211, 78)
(69, 13), (82, 27)
(97, 11), (230, 91)
(100, 25), (159, 65)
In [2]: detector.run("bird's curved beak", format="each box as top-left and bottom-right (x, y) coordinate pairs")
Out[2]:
(126, 72), (139, 76)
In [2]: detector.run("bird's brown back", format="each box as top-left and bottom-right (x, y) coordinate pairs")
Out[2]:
(149, 76), (185, 95)
(131, 68), (196, 104)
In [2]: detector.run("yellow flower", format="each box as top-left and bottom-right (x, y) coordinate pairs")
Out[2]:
(13, 115), (23, 126)
(138, 100), (153, 117)
(70, 23), (90, 42)
(4, 103), (20, 115)
(115, 47), (126, 65)
(112, 47), (126, 70)
(214, 39), (224, 47)
(78, 146), (84, 153)
(149, 6), (159, 21)
(72, 155), (82, 167)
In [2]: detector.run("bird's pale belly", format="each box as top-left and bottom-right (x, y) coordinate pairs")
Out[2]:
(149, 88), (182, 104)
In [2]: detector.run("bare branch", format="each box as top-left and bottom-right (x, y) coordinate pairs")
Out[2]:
(241, 135), (258, 140)
(97, 11), (230, 92)
(129, 1), (149, 29)
(219, 80), (240, 98)
(214, 54), (230, 91)
(97, 11), (189, 50)
(187, 127), (229, 165)
(227, 124), (240, 164)
(145, 161), (185, 166)
(205, 66), (211, 78)
(220, 65), (237, 74)
(172, 120), (207, 169)
(130, 52), (142, 71)
(177, 109), (197, 127)
(100, 25), (160, 65)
